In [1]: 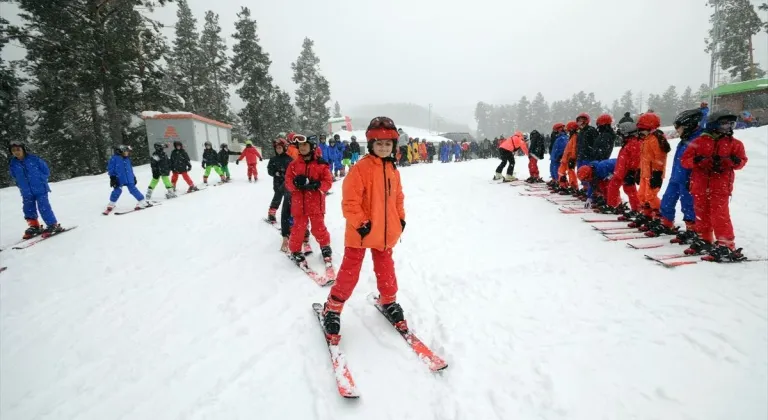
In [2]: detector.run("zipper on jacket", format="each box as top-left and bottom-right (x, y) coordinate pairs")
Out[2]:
(383, 161), (388, 250)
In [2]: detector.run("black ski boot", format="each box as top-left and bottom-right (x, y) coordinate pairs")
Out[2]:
(628, 214), (650, 229)
(42, 223), (65, 238)
(684, 238), (714, 256)
(645, 220), (678, 237)
(702, 245), (747, 262)
(671, 229), (698, 245)
(322, 303), (341, 336)
(291, 251), (306, 264)
(23, 224), (44, 240)
(381, 301), (408, 332)
(321, 245), (332, 260)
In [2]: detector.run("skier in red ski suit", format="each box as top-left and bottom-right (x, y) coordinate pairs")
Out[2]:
(236, 140), (263, 182)
(284, 135), (334, 262)
(680, 110), (748, 261)
(606, 121), (641, 213)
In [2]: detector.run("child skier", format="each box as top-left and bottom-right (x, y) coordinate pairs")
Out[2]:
(576, 159), (616, 209)
(145, 142), (177, 201)
(170, 141), (199, 193)
(328, 135), (344, 179)
(494, 132), (528, 181)
(104, 145), (151, 214)
(321, 116), (407, 342)
(267, 138), (293, 229)
(349, 136), (361, 164)
(548, 123), (568, 187)
(526, 130), (545, 183)
(201, 141), (226, 185)
(636, 112), (670, 225)
(218, 143), (240, 181)
(645, 108), (703, 239)
(236, 140), (263, 182)
(341, 140), (352, 176)
(284, 134), (334, 264)
(8, 140), (64, 238)
(605, 122), (642, 216)
(558, 122), (580, 192)
(681, 110), (748, 261)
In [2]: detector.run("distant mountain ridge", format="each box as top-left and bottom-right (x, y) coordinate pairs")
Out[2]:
(345, 103), (470, 134)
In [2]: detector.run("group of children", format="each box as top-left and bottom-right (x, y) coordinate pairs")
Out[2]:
(539, 109), (748, 262)
(265, 118), (410, 343)
(7, 138), (264, 237)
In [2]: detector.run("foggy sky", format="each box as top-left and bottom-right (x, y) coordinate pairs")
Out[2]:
(4, 0), (768, 125)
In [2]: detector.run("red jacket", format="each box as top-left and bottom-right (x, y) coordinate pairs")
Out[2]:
(681, 133), (747, 196)
(284, 155), (333, 217)
(237, 145), (262, 164)
(613, 137), (642, 183)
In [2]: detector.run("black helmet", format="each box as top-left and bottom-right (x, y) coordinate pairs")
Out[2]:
(705, 109), (738, 135)
(8, 139), (26, 154)
(674, 108), (703, 129)
(220, 143), (229, 150)
(153, 142), (166, 151)
(173, 140), (183, 148)
(350, 135), (357, 141)
(204, 141), (212, 148)
(116, 144), (132, 153)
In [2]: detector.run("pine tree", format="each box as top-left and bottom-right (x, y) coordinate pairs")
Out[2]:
(619, 90), (635, 116)
(529, 93), (549, 132)
(706, 0), (766, 80)
(658, 85), (680, 125)
(333, 101), (342, 118)
(230, 6), (274, 145)
(291, 37), (331, 134)
(169, 0), (203, 113)
(0, 17), (28, 187)
(272, 86), (296, 134)
(610, 99), (621, 120)
(679, 86), (696, 110)
(695, 83), (710, 104)
(516, 96), (531, 132)
(474, 101), (491, 139)
(198, 11), (230, 122)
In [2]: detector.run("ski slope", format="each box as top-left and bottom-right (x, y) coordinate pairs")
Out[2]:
(1, 127), (767, 420)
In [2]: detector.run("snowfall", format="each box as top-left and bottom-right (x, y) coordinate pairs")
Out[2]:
(1, 127), (767, 420)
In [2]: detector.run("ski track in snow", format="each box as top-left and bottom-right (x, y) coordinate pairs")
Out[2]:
(1, 127), (767, 420)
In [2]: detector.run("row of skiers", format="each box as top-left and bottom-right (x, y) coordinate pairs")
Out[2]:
(263, 119), (410, 343)
(541, 109), (748, 262)
(101, 140), (263, 215)
(6, 137), (266, 240)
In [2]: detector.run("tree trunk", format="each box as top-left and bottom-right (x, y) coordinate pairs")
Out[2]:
(91, 0), (123, 146)
(90, 91), (109, 168)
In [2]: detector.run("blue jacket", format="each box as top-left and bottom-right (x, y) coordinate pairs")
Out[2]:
(668, 128), (701, 185)
(108, 155), (137, 186)
(9, 154), (51, 197)
(319, 143), (331, 160)
(549, 132), (569, 178)
(584, 159), (616, 198)
(327, 143), (343, 162)
(453, 144), (461, 155)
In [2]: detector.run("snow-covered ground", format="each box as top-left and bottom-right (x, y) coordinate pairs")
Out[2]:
(1, 127), (766, 420)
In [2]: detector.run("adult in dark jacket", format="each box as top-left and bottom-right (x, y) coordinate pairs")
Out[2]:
(618, 112), (633, 124)
(593, 114), (617, 161)
(526, 130), (546, 182)
(8, 140), (63, 238)
(170, 140), (198, 192)
(575, 112), (599, 169)
(201, 141), (225, 184)
(145, 142), (176, 200)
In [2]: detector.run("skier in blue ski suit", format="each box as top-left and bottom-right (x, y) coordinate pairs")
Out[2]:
(439, 142), (449, 162)
(328, 136), (344, 177)
(580, 159), (616, 199)
(106, 145), (149, 213)
(453, 142), (461, 161)
(658, 108), (703, 231)
(549, 129), (569, 181)
(8, 140), (63, 238)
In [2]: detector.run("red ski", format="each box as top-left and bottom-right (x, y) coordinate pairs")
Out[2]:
(581, 217), (622, 223)
(592, 225), (637, 232)
(559, 207), (592, 214)
(603, 233), (652, 241)
(311, 303), (360, 398)
(367, 293), (448, 372)
(626, 242), (666, 250)
(288, 254), (330, 286)
(12, 226), (78, 249)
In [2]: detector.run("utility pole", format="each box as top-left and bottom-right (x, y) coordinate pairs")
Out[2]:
(708, 0), (721, 109)
(428, 103), (432, 134)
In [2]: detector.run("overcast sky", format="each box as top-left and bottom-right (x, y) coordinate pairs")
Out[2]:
(4, 0), (768, 124)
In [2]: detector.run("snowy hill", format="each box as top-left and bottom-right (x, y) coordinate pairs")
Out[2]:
(1, 128), (767, 420)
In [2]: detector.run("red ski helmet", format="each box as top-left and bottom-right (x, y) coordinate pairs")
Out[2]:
(596, 114), (612, 126)
(576, 112), (590, 124)
(577, 165), (593, 182)
(565, 121), (579, 132)
(637, 113), (661, 131)
(552, 122), (565, 132)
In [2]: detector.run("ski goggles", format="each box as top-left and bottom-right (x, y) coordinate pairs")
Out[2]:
(366, 116), (399, 141)
(294, 134), (308, 143)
